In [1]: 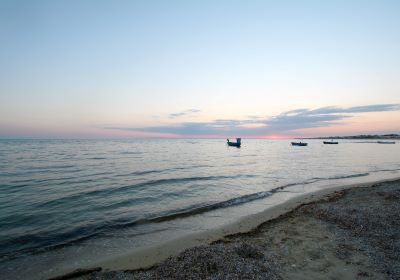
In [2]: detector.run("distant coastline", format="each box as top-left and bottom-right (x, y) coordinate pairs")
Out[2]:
(301, 134), (400, 139)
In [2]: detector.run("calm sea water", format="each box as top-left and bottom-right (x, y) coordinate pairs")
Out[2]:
(1, 139), (400, 279)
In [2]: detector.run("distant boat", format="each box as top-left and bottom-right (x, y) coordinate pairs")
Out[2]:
(323, 140), (338, 144)
(291, 142), (308, 146)
(227, 138), (241, 147)
(377, 141), (395, 144)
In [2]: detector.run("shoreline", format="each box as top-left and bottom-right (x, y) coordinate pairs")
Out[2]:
(50, 175), (400, 279)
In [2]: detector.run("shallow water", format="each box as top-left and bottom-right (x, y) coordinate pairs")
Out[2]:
(0, 139), (399, 279)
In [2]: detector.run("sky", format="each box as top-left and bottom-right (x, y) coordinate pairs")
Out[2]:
(1, 0), (400, 138)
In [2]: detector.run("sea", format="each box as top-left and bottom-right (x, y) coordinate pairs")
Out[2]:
(1, 139), (400, 279)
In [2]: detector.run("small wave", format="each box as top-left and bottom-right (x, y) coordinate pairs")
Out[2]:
(114, 169), (166, 177)
(302, 172), (370, 184)
(328, 173), (369, 180)
(0, 167), (81, 178)
(114, 165), (213, 178)
(274, 177), (322, 190)
(270, 172), (371, 193)
(0, 171), (377, 261)
(89, 174), (256, 196)
(371, 168), (400, 173)
(8, 171), (111, 186)
(0, 225), (103, 261)
(0, 189), (272, 260)
(119, 151), (142, 155)
(145, 191), (273, 223)
(29, 164), (76, 170)
(37, 174), (256, 208)
(10, 170), (362, 260)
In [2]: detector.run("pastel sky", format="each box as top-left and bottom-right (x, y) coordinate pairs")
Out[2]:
(1, 0), (400, 138)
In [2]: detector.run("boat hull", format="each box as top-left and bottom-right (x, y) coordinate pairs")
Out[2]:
(291, 142), (308, 146)
(377, 141), (395, 144)
(323, 141), (338, 144)
(227, 142), (241, 147)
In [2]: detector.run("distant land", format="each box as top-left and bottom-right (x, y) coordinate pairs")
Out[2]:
(302, 134), (400, 139)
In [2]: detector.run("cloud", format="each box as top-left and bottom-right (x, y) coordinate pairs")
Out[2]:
(169, 109), (201, 118)
(309, 104), (400, 115)
(246, 115), (265, 119)
(106, 104), (400, 136)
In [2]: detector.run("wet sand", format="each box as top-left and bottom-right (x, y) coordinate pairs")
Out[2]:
(54, 179), (400, 279)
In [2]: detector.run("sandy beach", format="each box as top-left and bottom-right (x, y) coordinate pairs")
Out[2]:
(49, 178), (400, 280)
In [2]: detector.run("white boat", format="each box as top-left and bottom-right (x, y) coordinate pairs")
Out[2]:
(227, 138), (241, 147)
(377, 141), (395, 144)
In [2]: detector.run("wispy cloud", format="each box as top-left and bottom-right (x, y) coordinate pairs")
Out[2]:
(169, 109), (201, 118)
(106, 104), (400, 136)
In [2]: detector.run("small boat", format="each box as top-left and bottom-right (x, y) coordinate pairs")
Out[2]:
(377, 141), (395, 144)
(291, 142), (308, 146)
(323, 140), (338, 144)
(227, 138), (241, 147)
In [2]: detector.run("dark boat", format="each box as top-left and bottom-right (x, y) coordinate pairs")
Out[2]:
(323, 140), (338, 144)
(227, 138), (241, 147)
(377, 141), (395, 144)
(291, 142), (308, 146)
